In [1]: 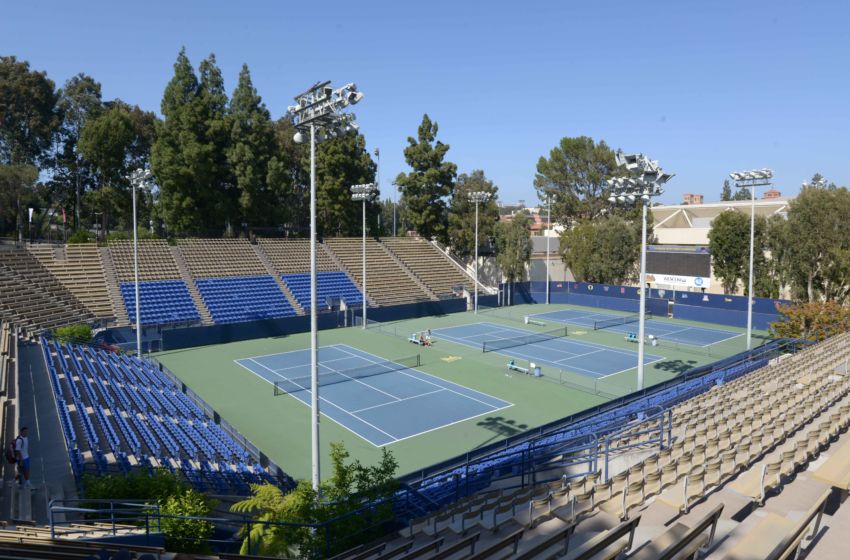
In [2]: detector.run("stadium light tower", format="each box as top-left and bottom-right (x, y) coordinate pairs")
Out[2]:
(129, 168), (154, 356)
(608, 153), (674, 391)
(543, 194), (553, 304)
(729, 168), (773, 351)
(351, 183), (377, 329)
(289, 81), (363, 494)
(469, 191), (490, 314)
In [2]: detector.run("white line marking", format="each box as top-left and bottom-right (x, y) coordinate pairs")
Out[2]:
(383, 402), (515, 446)
(351, 389), (447, 413)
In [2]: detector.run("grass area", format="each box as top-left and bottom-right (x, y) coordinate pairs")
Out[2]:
(154, 303), (768, 481)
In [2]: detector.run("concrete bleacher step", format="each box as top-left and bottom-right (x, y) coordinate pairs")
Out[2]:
(250, 243), (304, 315)
(170, 246), (215, 325)
(320, 242), (377, 307)
(98, 247), (129, 326)
(378, 241), (439, 301)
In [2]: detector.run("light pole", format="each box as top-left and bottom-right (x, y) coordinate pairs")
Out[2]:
(608, 153), (673, 391)
(351, 183), (377, 329)
(129, 168), (154, 356)
(730, 168), (772, 350)
(544, 194), (553, 304)
(288, 81), (363, 494)
(469, 191), (490, 313)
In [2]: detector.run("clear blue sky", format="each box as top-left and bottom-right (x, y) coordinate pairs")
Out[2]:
(3, 0), (848, 205)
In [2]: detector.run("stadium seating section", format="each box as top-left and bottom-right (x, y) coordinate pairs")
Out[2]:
(0, 249), (93, 331)
(120, 280), (199, 325)
(40, 337), (280, 494)
(2, 236), (477, 331)
(196, 275), (296, 323)
(282, 271), (363, 310)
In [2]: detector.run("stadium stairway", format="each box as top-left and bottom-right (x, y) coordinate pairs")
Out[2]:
(249, 242), (304, 315)
(99, 247), (130, 326)
(319, 242), (377, 307)
(170, 247), (214, 325)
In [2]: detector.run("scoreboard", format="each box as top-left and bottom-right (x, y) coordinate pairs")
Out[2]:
(645, 246), (711, 288)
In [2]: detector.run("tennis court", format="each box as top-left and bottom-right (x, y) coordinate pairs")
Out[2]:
(529, 309), (740, 346)
(432, 322), (663, 379)
(234, 344), (512, 447)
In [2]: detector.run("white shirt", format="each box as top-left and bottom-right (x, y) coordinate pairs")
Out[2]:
(15, 436), (28, 460)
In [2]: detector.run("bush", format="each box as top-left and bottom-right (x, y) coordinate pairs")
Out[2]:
(53, 324), (93, 344)
(82, 469), (186, 502)
(67, 230), (94, 244)
(160, 489), (215, 554)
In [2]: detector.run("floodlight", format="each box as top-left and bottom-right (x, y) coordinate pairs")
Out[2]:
(608, 196), (616, 203)
(294, 132), (305, 144)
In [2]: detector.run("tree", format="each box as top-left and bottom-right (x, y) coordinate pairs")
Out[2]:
(232, 442), (399, 559)
(720, 179), (733, 201)
(160, 489), (215, 553)
(533, 136), (617, 226)
(152, 49), (231, 234)
(313, 133), (377, 237)
(707, 210), (767, 294)
(266, 117), (308, 234)
(0, 56), (60, 165)
(51, 73), (103, 228)
(227, 64), (278, 225)
(561, 215), (640, 284)
(495, 212), (532, 285)
(447, 170), (499, 256)
(395, 114), (456, 242)
(771, 301), (850, 341)
(0, 164), (39, 239)
(785, 186), (850, 302)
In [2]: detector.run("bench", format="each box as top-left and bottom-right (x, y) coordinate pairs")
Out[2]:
(396, 537), (444, 560)
(811, 435), (850, 490)
(515, 520), (577, 559)
(508, 361), (529, 374)
(468, 528), (524, 560)
(625, 332), (639, 343)
(430, 532), (480, 559)
(561, 514), (642, 560)
(629, 503), (723, 560)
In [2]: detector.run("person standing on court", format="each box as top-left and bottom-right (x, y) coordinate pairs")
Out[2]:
(14, 426), (31, 488)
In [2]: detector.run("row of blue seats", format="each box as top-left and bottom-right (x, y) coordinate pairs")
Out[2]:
(196, 275), (295, 324)
(282, 272), (363, 310)
(119, 281), (200, 325)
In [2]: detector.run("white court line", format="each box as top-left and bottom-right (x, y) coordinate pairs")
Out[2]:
(596, 355), (668, 380)
(243, 358), (398, 445)
(384, 401), (515, 446)
(351, 388), (447, 413)
(334, 345), (511, 410)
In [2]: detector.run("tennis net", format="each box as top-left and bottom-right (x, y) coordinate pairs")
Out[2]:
(481, 327), (568, 353)
(273, 354), (421, 395)
(593, 311), (653, 331)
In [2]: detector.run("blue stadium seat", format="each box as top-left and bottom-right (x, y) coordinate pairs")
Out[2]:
(281, 271), (363, 311)
(120, 280), (200, 325)
(195, 275), (296, 324)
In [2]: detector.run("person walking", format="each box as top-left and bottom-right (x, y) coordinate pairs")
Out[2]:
(14, 426), (30, 488)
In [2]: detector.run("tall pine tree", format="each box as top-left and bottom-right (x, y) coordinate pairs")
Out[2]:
(395, 114), (456, 242)
(227, 64), (277, 225)
(314, 133), (377, 237)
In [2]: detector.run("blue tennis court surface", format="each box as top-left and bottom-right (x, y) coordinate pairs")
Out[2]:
(432, 322), (663, 379)
(529, 309), (740, 347)
(234, 344), (511, 446)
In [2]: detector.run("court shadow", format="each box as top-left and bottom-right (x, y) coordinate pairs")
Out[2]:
(475, 416), (529, 446)
(653, 359), (698, 374)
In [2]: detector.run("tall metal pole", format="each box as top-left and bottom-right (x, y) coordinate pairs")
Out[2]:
(746, 185), (755, 350)
(637, 202), (648, 391)
(309, 124), (320, 494)
(474, 199), (479, 314)
(132, 184), (141, 355)
(546, 197), (551, 305)
(362, 194), (367, 329)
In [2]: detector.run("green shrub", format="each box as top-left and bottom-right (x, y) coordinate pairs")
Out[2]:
(82, 469), (186, 502)
(53, 324), (93, 344)
(160, 489), (215, 554)
(67, 230), (94, 244)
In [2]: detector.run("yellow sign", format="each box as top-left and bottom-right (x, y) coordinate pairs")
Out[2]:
(572, 330), (588, 336)
(441, 356), (463, 363)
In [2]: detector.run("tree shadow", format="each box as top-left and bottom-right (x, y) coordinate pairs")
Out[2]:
(653, 359), (698, 374)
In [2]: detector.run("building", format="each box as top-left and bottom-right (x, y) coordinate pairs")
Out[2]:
(763, 188), (782, 199)
(682, 193), (704, 205)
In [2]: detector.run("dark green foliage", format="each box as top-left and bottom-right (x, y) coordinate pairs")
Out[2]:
(561, 215), (640, 284)
(82, 469), (186, 502)
(0, 56), (60, 165)
(0, 164), (38, 238)
(534, 136), (617, 225)
(67, 230), (94, 244)
(231, 442), (399, 559)
(495, 212), (532, 283)
(448, 170), (500, 256)
(395, 115), (456, 242)
(160, 489), (215, 553)
(314, 133), (377, 237)
(707, 210), (768, 295)
(53, 324), (92, 344)
(720, 179), (751, 201)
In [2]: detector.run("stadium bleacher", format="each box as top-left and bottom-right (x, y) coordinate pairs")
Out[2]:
(383, 237), (472, 298)
(196, 275), (296, 323)
(40, 337), (281, 494)
(119, 280), (199, 325)
(282, 271), (363, 310)
(332, 333), (850, 560)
